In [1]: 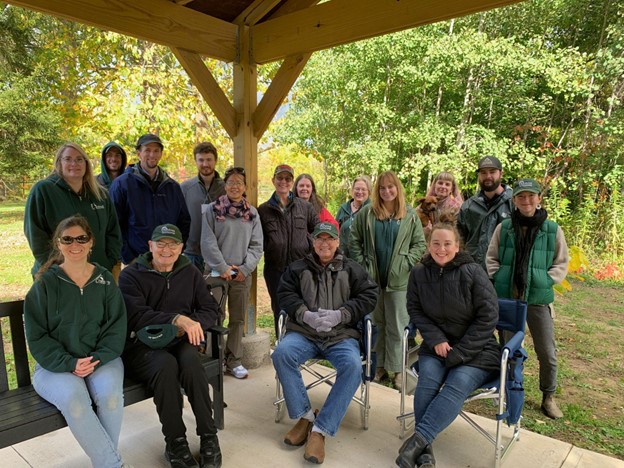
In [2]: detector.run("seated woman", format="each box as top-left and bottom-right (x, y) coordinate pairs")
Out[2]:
(24, 215), (129, 468)
(294, 173), (338, 228)
(396, 222), (500, 468)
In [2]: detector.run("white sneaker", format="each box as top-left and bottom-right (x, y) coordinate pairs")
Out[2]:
(227, 365), (249, 379)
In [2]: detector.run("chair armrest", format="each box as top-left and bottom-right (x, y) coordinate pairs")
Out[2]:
(503, 331), (525, 355)
(203, 326), (228, 360)
(207, 325), (229, 336)
(404, 322), (416, 333)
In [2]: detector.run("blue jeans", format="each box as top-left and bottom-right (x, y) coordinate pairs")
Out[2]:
(33, 357), (125, 468)
(272, 332), (362, 437)
(413, 354), (497, 444)
(184, 253), (205, 273)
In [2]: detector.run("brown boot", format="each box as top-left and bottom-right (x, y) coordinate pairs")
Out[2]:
(284, 410), (317, 446)
(304, 431), (325, 464)
(541, 394), (563, 419)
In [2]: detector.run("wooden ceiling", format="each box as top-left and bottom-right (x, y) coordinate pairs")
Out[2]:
(6, 0), (526, 64)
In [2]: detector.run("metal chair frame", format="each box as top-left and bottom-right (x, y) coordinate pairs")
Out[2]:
(273, 312), (373, 429)
(396, 299), (528, 468)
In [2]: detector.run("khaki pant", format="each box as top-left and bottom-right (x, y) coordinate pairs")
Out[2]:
(206, 275), (252, 369)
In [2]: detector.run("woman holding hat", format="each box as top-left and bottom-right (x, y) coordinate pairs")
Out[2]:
(486, 178), (569, 419)
(24, 215), (129, 467)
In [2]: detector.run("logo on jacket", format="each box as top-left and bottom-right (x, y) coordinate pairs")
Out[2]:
(95, 275), (110, 285)
(91, 203), (105, 210)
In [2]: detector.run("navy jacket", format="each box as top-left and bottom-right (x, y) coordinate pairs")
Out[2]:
(109, 164), (191, 264)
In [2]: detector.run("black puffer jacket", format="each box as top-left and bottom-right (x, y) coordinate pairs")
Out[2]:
(278, 252), (378, 347)
(407, 251), (500, 370)
(258, 193), (319, 271)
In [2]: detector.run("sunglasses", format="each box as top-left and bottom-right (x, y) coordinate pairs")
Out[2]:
(59, 235), (91, 245)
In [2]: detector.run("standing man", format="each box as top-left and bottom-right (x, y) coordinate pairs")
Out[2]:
(181, 142), (225, 272)
(258, 164), (319, 336)
(109, 133), (191, 265)
(97, 142), (127, 189)
(457, 156), (513, 269)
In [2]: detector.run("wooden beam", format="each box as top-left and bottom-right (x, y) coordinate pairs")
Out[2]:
(6, 0), (238, 62)
(234, 0), (282, 26)
(267, 0), (320, 20)
(252, 0), (526, 63)
(171, 0), (193, 5)
(253, 53), (311, 138)
(172, 48), (237, 139)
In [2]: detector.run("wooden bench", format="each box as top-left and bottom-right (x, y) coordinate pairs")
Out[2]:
(0, 299), (227, 449)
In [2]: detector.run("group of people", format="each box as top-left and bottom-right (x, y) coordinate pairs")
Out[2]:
(21, 135), (569, 468)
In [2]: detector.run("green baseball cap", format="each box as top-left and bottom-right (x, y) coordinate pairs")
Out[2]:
(312, 222), (339, 239)
(136, 324), (179, 349)
(151, 224), (183, 242)
(513, 178), (542, 196)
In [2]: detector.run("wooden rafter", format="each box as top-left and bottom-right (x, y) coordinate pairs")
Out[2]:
(6, 0), (238, 62)
(172, 48), (237, 138)
(253, 53), (311, 138)
(252, 0), (525, 63)
(234, 0), (282, 26)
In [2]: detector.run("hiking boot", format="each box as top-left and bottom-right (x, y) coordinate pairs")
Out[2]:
(541, 394), (563, 419)
(284, 412), (316, 446)
(226, 365), (249, 379)
(304, 431), (325, 464)
(199, 434), (222, 468)
(165, 437), (199, 468)
(373, 368), (388, 383)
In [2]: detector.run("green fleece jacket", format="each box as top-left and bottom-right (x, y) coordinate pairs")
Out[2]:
(24, 263), (127, 373)
(349, 204), (426, 292)
(24, 173), (122, 274)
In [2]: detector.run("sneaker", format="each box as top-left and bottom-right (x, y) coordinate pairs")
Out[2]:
(227, 365), (249, 379)
(199, 434), (222, 468)
(165, 437), (199, 468)
(303, 431), (325, 464)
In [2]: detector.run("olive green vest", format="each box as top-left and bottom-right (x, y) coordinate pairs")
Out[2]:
(493, 218), (558, 305)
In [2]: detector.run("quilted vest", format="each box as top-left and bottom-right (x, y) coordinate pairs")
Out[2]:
(493, 218), (558, 305)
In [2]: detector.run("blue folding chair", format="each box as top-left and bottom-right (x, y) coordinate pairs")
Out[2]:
(397, 298), (528, 468)
(273, 311), (374, 429)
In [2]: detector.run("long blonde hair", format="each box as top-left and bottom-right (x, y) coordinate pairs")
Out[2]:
(372, 171), (407, 220)
(53, 142), (105, 201)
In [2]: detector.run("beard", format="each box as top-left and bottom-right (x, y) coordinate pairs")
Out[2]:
(479, 178), (501, 192)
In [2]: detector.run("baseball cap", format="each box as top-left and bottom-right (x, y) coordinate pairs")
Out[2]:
(512, 178), (541, 196)
(151, 224), (183, 242)
(136, 324), (178, 349)
(273, 164), (294, 177)
(136, 133), (164, 150)
(312, 222), (339, 239)
(476, 156), (503, 172)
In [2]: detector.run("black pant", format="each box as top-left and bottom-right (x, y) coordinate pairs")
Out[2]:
(123, 340), (217, 442)
(263, 263), (285, 337)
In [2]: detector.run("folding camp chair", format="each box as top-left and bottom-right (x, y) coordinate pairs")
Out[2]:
(396, 298), (528, 468)
(273, 311), (374, 429)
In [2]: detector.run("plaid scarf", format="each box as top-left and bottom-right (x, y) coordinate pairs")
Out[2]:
(212, 194), (255, 223)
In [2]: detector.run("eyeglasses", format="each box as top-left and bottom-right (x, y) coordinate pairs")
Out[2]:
(314, 237), (338, 245)
(276, 176), (293, 182)
(225, 181), (245, 187)
(61, 157), (86, 165)
(59, 235), (91, 245)
(155, 241), (181, 250)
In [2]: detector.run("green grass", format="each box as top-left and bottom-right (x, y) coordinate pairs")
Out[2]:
(0, 202), (33, 301)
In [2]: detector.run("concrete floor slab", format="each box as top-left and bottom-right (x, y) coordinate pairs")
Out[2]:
(3, 361), (623, 468)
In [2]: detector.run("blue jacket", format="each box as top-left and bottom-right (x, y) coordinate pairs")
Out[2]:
(109, 164), (191, 264)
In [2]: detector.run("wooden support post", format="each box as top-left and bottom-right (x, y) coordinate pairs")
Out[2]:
(233, 25), (259, 335)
